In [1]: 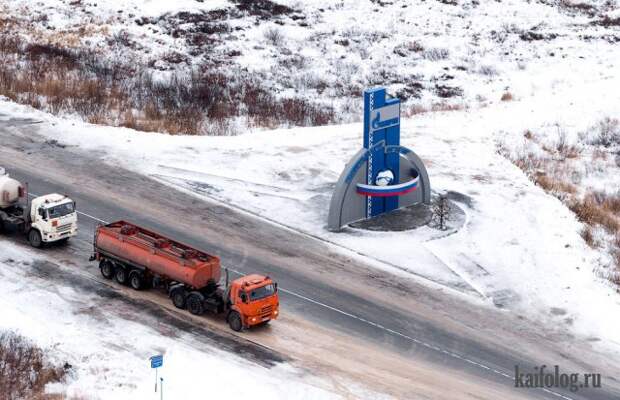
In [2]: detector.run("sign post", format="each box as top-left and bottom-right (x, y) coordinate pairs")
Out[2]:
(150, 355), (163, 395)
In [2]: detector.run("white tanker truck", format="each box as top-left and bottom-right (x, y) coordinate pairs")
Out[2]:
(0, 167), (78, 247)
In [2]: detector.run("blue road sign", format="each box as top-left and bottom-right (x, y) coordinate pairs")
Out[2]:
(150, 355), (163, 369)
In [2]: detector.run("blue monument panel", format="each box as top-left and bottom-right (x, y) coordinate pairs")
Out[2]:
(363, 88), (401, 217)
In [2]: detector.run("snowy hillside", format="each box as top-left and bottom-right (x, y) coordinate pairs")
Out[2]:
(1, 0), (619, 134)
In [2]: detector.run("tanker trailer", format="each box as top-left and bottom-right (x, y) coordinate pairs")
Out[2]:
(90, 221), (279, 331)
(0, 167), (78, 247)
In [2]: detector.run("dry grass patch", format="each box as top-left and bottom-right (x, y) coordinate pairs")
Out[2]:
(0, 38), (334, 135)
(0, 331), (71, 400)
(569, 194), (620, 235)
(499, 126), (620, 285)
(535, 173), (577, 195)
(404, 101), (465, 116)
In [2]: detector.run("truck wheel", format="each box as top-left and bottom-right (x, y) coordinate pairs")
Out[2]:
(129, 272), (144, 290)
(171, 289), (186, 309)
(187, 292), (205, 316)
(228, 311), (243, 332)
(114, 267), (128, 285)
(100, 260), (114, 280)
(28, 230), (43, 248)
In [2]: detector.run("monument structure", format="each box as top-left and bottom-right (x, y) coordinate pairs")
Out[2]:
(328, 88), (431, 231)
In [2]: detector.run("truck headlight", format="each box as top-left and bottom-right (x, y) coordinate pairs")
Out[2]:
(274, 310), (278, 316)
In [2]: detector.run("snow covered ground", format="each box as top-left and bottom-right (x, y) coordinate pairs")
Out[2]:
(0, 240), (374, 399)
(2, 60), (620, 356)
(2, 0), (620, 395)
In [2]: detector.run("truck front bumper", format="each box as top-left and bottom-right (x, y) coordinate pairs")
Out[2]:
(42, 227), (78, 242)
(246, 309), (279, 327)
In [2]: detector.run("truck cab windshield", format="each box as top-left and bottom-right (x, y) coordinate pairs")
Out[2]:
(46, 202), (75, 219)
(248, 284), (275, 301)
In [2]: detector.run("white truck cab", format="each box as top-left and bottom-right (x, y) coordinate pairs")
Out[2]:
(28, 193), (78, 246)
(1, 167), (78, 248)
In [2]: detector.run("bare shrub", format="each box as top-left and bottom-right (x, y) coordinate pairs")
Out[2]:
(404, 102), (465, 116)
(393, 41), (424, 57)
(512, 151), (546, 172)
(592, 15), (620, 27)
(582, 117), (620, 147)
(405, 105), (428, 115)
(581, 226), (596, 247)
(0, 331), (69, 400)
(432, 193), (451, 230)
(478, 65), (498, 77)
(430, 102), (464, 112)
(422, 47), (450, 61)
(233, 0), (296, 17)
(501, 92), (513, 101)
(0, 35), (22, 54)
(560, 0), (597, 16)
(435, 85), (463, 98)
(554, 126), (580, 159)
(264, 27), (284, 46)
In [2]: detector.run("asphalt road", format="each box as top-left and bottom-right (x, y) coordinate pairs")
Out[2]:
(1, 121), (619, 399)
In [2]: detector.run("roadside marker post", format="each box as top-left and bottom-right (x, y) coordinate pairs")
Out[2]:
(150, 355), (163, 395)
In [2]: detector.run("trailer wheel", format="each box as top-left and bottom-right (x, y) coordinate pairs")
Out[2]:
(129, 272), (144, 290)
(187, 292), (205, 316)
(171, 289), (186, 309)
(114, 267), (128, 285)
(28, 229), (43, 248)
(228, 311), (243, 332)
(100, 260), (114, 280)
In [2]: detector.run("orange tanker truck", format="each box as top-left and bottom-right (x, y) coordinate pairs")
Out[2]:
(90, 221), (279, 331)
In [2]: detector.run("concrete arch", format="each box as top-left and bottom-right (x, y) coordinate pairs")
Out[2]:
(327, 146), (431, 231)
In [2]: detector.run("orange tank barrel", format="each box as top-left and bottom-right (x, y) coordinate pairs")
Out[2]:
(94, 221), (221, 289)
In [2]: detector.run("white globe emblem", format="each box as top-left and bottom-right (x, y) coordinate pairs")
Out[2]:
(375, 169), (394, 186)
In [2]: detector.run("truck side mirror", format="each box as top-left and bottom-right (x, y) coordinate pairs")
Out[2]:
(38, 208), (45, 219)
(240, 292), (248, 303)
